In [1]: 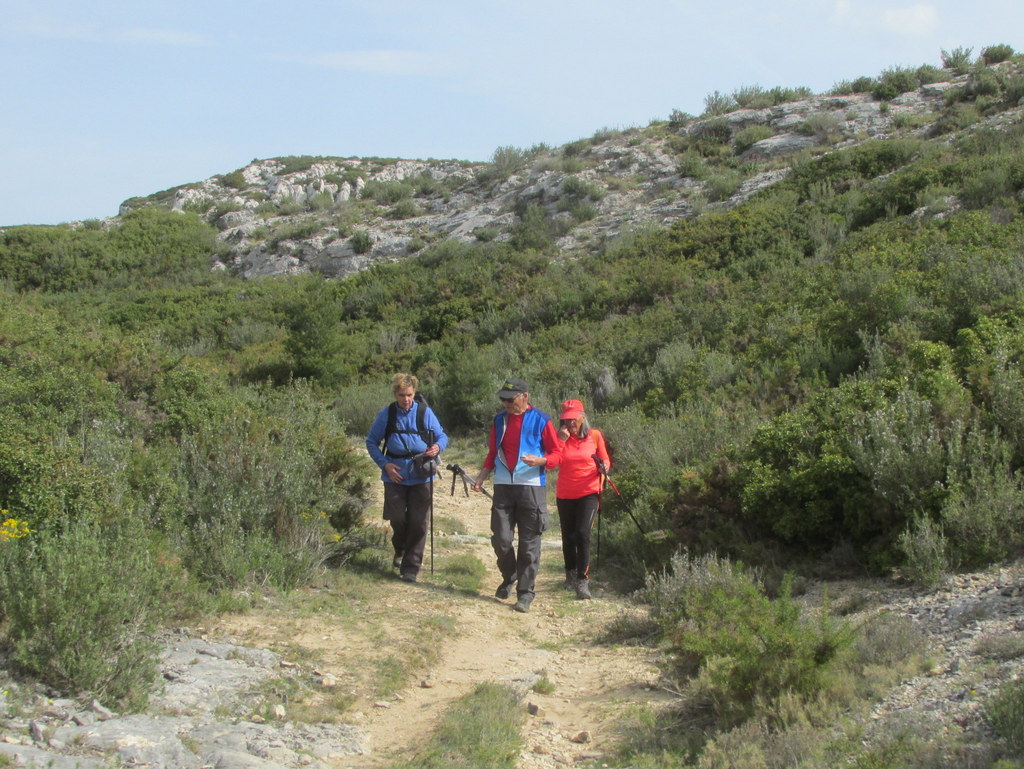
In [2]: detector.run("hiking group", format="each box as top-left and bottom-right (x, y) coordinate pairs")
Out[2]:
(366, 374), (611, 612)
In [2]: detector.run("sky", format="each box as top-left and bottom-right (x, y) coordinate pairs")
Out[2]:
(1, 1), (1021, 227)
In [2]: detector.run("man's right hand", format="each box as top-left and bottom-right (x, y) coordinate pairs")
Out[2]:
(471, 470), (488, 492)
(384, 463), (403, 483)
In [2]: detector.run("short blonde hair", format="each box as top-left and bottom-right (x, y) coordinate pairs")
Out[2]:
(392, 372), (419, 394)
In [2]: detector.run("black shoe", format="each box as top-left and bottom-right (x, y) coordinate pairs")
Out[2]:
(400, 572), (417, 583)
(495, 577), (517, 599)
(513, 593), (534, 613)
(392, 553), (403, 569)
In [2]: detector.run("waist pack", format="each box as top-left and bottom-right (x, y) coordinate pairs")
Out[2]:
(412, 452), (441, 478)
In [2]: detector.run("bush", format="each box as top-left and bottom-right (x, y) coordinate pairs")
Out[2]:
(987, 678), (1024, 756)
(561, 175), (605, 201)
(486, 145), (528, 182)
(733, 126), (775, 155)
(981, 44), (1015, 65)
(873, 66), (920, 101)
(703, 90), (737, 116)
(0, 515), (174, 709)
(388, 199), (420, 220)
(941, 46), (974, 74)
(170, 383), (371, 590)
(361, 180), (413, 205)
(350, 230), (373, 254)
(897, 515), (948, 586)
(644, 551), (855, 728)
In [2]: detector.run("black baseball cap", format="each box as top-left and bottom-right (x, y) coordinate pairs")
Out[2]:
(497, 378), (528, 399)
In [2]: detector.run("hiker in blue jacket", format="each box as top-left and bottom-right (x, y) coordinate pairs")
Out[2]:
(366, 373), (448, 583)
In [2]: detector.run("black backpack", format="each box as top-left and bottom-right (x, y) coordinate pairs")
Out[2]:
(383, 392), (433, 459)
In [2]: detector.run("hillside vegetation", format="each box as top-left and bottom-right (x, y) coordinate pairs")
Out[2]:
(3, 43), (1024, 766)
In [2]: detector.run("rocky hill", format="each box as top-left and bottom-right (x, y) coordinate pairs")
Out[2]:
(117, 57), (1023, 281)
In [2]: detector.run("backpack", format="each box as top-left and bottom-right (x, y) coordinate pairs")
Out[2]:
(383, 392), (434, 459)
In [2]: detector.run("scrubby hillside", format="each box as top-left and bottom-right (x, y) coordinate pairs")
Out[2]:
(112, 48), (1023, 281)
(4, 43), (1024, 768)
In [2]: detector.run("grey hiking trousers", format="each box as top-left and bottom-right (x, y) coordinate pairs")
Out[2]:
(490, 484), (548, 598)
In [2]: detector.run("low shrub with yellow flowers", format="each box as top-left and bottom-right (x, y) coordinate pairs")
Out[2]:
(0, 512), (31, 542)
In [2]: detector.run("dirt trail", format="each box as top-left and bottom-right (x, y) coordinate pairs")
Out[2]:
(218, 478), (667, 768)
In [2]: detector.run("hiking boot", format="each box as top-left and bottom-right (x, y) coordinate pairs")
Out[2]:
(400, 572), (417, 583)
(495, 576), (517, 600)
(392, 552), (403, 569)
(575, 578), (592, 600)
(513, 593), (534, 613)
(563, 570), (577, 590)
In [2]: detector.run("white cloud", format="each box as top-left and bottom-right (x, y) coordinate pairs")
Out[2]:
(881, 3), (939, 36)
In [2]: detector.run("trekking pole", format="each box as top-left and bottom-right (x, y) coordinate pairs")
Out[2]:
(446, 463), (492, 499)
(429, 473), (434, 575)
(593, 454), (646, 535)
(428, 430), (435, 575)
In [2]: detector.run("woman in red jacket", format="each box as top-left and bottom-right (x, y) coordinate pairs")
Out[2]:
(553, 399), (610, 599)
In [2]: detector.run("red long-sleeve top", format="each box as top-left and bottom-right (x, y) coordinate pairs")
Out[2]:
(552, 428), (610, 499)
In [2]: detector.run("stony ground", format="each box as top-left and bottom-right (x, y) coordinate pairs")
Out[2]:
(4, 474), (1024, 767)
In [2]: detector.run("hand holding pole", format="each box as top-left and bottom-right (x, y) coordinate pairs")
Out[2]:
(447, 463), (492, 499)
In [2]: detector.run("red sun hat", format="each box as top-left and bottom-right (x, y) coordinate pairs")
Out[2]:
(559, 399), (585, 420)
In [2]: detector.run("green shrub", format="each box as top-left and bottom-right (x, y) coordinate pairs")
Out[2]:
(0, 426), (109, 530)
(486, 145), (527, 182)
(967, 66), (1003, 99)
(873, 66), (921, 101)
(848, 390), (950, 516)
(941, 46), (974, 74)
(915, 64), (944, 85)
(733, 125), (775, 154)
(561, 175), (604, 201)
(0, 515), (173, 709)
(220, 169), (247, 189)
(509, 203), (556, 252)
(739, 380), (883, 552)
(981, 44), (1015, 65)
(350, 230), (373, 254)
(705, 169), (743, 202)
(987, 678), (1024, 756)
(939, 429), (1024, 568)
(703, 90), (737, 116)
(850, 75), (879, 93)
(388, 199), (420, 220)
(897, 515), (948, 586)
(644, 551), (855, 728)
(171, 383), (370, 590)
(361, 180), (413, 205)
(800, 113), (843, 144)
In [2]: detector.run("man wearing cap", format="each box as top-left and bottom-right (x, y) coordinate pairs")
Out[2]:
(472, 378), (561, 613)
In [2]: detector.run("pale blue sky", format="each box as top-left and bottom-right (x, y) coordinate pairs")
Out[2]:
(1, 0), (1020, 226)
